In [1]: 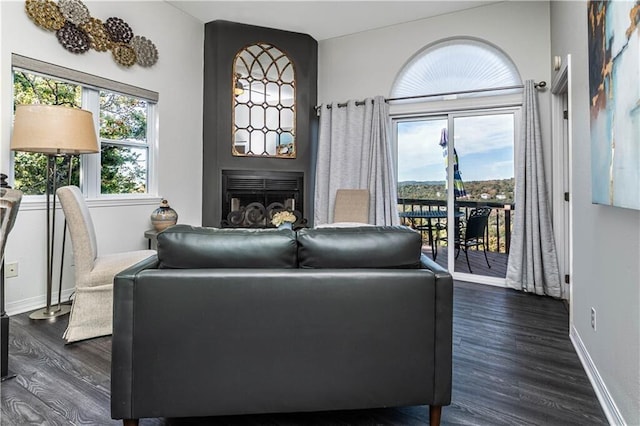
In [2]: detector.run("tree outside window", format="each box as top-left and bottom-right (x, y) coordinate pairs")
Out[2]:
(12, 71), (81, 195)
(12, 69), (152, 196)
(99, 92), (148, 194)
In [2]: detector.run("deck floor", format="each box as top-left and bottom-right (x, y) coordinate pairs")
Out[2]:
(423, 243), (508, 278)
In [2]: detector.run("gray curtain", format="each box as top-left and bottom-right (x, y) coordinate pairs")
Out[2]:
(506, 80), (562, 298)
(314, 96), (399, 226)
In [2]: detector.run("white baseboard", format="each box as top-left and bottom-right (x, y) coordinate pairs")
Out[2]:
(453, 271), (506, 288)
(570, 325), (625, 425)
(5, 288), (74, 316)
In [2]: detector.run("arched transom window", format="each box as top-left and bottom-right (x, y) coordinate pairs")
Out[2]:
(391, 38), (521, 100)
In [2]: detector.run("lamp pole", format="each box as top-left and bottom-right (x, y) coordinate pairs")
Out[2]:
(29, 154), (72, 319)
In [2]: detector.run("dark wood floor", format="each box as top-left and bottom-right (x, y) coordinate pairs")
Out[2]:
(1, 281), (607, 425)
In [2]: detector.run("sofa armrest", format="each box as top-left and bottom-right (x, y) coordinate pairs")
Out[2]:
(111, 254), (159, 419)
(420, 253), (448, 275)
(420, 253), (453, 405)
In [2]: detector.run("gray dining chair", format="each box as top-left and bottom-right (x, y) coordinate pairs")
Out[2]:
(332, 189), (370, 224)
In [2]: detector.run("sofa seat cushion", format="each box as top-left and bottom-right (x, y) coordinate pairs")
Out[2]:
(157, 225), (297, 269)
(297, 226), (422, 269)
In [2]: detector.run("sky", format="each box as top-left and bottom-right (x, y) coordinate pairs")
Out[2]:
(397, 113), (515, 182)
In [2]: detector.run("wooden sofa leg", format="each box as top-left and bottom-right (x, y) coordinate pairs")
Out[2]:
(429, 405), (442, 426)
(123, 419), (139, 426)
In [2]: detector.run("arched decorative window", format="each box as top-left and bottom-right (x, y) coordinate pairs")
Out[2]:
(391, 38), (521, 100)
(233, 42), (296, 158)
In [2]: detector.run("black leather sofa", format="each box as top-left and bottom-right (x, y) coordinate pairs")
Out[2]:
(111, 225), (453, 426)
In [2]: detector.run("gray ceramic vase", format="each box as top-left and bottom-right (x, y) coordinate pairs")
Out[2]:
(151, 199), (178, 231)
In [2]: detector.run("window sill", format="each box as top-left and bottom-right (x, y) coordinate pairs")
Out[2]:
(19, 195), (162, 211)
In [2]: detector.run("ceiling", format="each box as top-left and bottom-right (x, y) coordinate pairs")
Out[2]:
(166, 1), (504, 41)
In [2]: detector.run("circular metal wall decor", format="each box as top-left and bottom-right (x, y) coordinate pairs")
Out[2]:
(80, 17), (112, 52)
(131, 35), (158, 67)
(112, 43), (137, 67)
(25, 0), (65, 31)
(104, 17), (133, 44)
(24, 1), (159, 68)
(58, 0), (89, 25)
(56, 21), (90, 54)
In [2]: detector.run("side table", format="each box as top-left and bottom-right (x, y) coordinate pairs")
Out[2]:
(144, 229), (159, 250)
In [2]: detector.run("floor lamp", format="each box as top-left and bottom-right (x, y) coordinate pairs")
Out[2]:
(11, 105), (99, 320)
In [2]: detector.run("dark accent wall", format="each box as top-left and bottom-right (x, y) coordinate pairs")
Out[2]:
(202, 20), (318, 227)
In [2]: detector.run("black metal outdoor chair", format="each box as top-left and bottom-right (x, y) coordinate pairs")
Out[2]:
(455, 207), (492, 273)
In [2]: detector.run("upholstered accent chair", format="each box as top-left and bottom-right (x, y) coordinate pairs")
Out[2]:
(332, 189), (370, 224)
(56, 186), (155, 343)
(1, 188), (22, 378)
(0, 188), (21, 264)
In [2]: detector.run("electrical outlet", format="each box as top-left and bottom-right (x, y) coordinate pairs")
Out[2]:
(5, 261), (18, 278)
(591, 307), (597, 331)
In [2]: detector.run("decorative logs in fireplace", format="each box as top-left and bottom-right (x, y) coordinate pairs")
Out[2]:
(225, 199), (303, 228)
(221, 170), (305, 228)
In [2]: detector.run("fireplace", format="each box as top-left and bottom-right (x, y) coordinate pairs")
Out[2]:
(221, 170), (304, 228)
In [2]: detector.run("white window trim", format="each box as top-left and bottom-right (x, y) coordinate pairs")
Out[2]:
(389, 92), (522, 117)
(17, 196), (162, 212)
(12, 54), (158, 101)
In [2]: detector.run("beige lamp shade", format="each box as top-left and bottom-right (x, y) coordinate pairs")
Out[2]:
(11, 104), (99, 155)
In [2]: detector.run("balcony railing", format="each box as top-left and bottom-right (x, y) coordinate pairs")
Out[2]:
(397, 198), (514, 254)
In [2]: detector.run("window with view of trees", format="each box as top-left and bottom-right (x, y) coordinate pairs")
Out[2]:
(99, 91), (148, 194)
(12, 71), (82, 195)
(11, 66), (155, 197)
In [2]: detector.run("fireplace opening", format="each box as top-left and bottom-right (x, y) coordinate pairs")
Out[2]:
(221, 170), (304, 228)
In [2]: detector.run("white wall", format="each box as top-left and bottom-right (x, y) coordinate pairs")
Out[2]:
(318, 1), (553, 197)
(551, 2), (640, 424)
(318, 2), (551, 102)
(0, 1), (203, 314)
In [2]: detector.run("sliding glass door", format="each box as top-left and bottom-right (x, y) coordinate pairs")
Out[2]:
(396, 109), (516, 283)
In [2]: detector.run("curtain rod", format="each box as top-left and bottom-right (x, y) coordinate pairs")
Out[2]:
(315, 81), (547, 110)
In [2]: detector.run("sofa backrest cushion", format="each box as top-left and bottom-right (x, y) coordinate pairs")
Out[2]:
(297, 226), (422, 269)
(157, 225), (297, 269)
